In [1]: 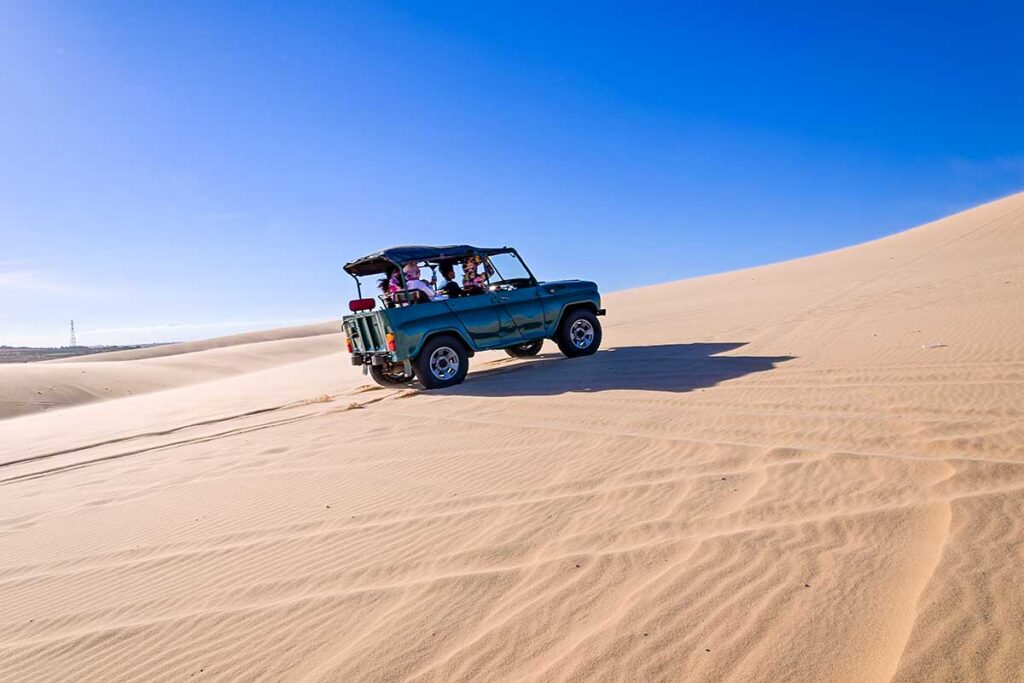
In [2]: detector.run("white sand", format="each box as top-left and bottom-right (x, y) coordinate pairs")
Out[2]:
(1, 193), (1022, 681)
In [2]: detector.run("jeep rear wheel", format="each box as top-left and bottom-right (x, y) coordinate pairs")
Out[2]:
(415, 335), (470, 389)
(505, 339), (544, 358)
(556, 309), (602, 358)
(370, 363), (416, 387)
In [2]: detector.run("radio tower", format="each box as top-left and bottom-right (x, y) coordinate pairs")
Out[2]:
(69, 320), (77, 347)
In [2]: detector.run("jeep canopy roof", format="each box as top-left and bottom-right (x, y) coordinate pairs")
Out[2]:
(343, 244), (509, 276)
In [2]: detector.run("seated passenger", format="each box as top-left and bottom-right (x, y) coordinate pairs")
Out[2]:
(388, 268), (402, 296)
(401, 262), (440, 302)
(462, 255), (493, 295)
(378, 267), (398, 307)
(438, 262), (463, 298)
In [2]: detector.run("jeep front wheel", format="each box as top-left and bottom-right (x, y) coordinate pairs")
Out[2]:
(556, 309), (602, 358)
(415, 335), (470, 389)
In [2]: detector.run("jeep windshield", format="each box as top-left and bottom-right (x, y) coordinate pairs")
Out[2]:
(486, 252), (536, 290)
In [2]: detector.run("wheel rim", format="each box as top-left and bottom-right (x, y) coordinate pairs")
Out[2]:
(428, 346), (460, 380)
(569, 319), (595, 349)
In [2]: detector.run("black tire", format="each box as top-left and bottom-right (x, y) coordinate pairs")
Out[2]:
(556, 309), (602, 358)
(415, 335), (470, 389)
(505, 339), (544, 358)
(370, 363), (416, 387)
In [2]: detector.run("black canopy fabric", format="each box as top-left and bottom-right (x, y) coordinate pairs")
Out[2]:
(343, 245), (506, 276)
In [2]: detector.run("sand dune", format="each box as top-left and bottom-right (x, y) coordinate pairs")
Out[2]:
(1, 193), (1022, 681)
(0, 323), (342, 419)
(61, 321), (342, 363)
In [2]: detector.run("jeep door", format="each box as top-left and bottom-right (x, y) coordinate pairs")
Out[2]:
(445, 294), (522, 349)
(493, 287), (546, 339)
(485, 252), (546, 340)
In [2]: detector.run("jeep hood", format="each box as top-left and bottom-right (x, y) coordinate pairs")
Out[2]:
(540, 279), (598, 292)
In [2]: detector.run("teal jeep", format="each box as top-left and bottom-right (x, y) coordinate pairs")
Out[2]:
(342, 245), (605, 389)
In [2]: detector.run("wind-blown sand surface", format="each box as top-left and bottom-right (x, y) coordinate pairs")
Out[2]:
(1, 193), (1022, 681)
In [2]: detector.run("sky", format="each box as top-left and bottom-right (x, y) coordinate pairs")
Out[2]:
(1, 1), (1022, 346)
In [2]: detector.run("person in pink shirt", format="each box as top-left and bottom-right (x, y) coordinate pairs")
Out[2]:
(462, 255), (493, 294)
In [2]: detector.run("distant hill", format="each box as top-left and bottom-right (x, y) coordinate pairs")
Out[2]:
(0, 344), (172, 363)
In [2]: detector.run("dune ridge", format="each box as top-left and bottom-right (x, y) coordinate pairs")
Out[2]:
(0, 324), (342, 419)
(1, 193), (1022, 681)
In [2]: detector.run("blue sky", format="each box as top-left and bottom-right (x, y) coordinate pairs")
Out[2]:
(2, 1), (1022, 346)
